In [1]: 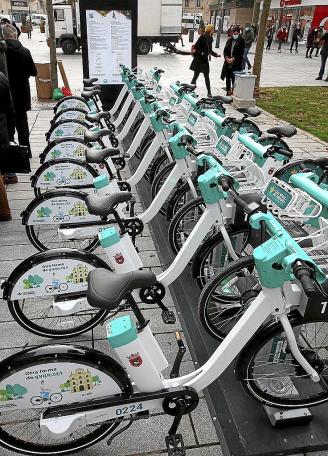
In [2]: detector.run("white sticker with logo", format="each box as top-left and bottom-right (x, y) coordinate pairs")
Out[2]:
(57, 99), (88, 113)
(27, 195), (99, 225)
(37, 163), (94, 188)
(0, 362), (121, 410)
(49, 122), (88, 142)
(44, 141), (89, 162)
(55, 111), (86, 122)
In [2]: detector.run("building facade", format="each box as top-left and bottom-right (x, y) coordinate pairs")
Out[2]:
(0, 0), (45, 22)
(203, 0), (255, 31)
(266, 0), (328, 41)
(183, 0), (205, 17)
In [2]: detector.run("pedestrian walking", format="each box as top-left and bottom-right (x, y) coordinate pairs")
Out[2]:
(313, 27), (324, 57)
(242, 23), (255, 70)
(221, 26), (245, 95)
(27, 20), (32, 39)
(277, 27), (288, 52)
(0, 71), (15, 219)
(1, 23), (37, 183)
(290, 24), (301, 53)
(306, 28), (316, 58)
(315, 31), (328, 81)
(266, 26), (274, 51)
(190, 24), (220, 98)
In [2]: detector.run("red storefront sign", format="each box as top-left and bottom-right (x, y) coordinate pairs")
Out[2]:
(280, 0), (301, 7)
(312, 5), (328, 31)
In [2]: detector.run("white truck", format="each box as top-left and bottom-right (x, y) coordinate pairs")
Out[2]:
(52, 0), (183, 55)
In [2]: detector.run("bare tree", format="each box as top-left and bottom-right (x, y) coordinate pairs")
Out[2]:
(252, 0), (272, 97)
(45, 0), (58, 90)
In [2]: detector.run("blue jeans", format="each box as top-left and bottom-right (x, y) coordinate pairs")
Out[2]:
(242, 47), (251, 70)
(319, 54), (327, 78)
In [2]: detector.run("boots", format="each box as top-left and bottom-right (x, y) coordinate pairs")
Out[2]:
(0, 175), (12, 221)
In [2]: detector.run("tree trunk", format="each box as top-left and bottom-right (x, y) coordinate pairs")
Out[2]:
(252, 0), (271, 97)
(45, 0), (58, 90)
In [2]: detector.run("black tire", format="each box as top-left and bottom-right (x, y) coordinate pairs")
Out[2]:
(0, 347), (132, 454)
(26, 224), (99, 253)
(238, 317), (328, 408)
(151, 162), (177, 216)
(61, 39), (77, 55)
(198, 256), (259, 341)
(137, 38), (151, 55)
(135, 131), (155, 161)
(8, 295), (109, 338)
(168, 196), (206, 255)
(148, 151), (170, 184)
(166, 179), (200, 221)
(192, 226), (251, 289)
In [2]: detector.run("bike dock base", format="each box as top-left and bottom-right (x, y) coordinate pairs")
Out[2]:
(129, 155), (328, 456)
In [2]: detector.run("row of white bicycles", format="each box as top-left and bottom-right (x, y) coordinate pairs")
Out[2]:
(0, 66), (328, 455)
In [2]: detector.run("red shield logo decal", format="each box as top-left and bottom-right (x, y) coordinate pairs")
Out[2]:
(114, 253), (125, 264)
(128, 353), (143, 367)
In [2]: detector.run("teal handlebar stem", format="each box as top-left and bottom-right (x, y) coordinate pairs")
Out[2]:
(149, 108), (169, 132)
(250, 212), (326, 288)
(169, 127), (196, 160)
(289, 172), (328, 208)
(238, 133), (268, 160)
(197, 154), (239, 204)
(183, 92), (199, 108)
(205, 109), (225, 127)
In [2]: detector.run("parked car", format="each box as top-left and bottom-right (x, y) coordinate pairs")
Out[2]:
(31, 14), (47, 26)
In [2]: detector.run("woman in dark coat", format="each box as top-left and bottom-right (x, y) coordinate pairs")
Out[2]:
(0, 71), (15, 220)
(190, 24), (220, 97)
(221, 26), (245, 95)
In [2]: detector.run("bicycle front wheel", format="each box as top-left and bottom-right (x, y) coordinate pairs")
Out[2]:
(238, 317), (328, 408)
(198, 256), (259, 341)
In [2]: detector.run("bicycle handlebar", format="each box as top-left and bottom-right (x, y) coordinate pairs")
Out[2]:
(218, 176), (232, 192)
(264, 146), (293, 160)
(293, 261), (316, 296)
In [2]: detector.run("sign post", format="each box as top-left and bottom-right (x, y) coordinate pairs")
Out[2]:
(80, 0), (138, 109)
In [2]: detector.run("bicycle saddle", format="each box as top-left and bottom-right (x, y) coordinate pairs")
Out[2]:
(180, 83), (196, 89)
(85, 147), (120, 164)
(87, 268), (157, 310)
(85, 192), (132, 217)
(237, 107), (261, 117)
(267, 125), (297, 138)
(83, 77), (98, 85)
(81, 89), (101, 99)
(313, 157), (328, 168)
(85, 111), (111, 123)
(84, 128), (112, 143)
(212, 95), (233, 104)
(84, 85), (102, 91)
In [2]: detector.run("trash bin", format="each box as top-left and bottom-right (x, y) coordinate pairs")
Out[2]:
(189, 29), (194, 42)
(35, 63), (52, 100)
(232, 72), (257, 108)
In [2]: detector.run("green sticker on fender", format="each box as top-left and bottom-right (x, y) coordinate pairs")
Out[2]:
(264, 182), (292, 209)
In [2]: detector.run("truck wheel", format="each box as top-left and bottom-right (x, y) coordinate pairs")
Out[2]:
(62, 39), (77, 55)
(137, 38), (151, 55)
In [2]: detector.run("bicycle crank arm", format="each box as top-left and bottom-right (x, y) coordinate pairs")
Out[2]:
(40, 386), (197, 440)
(52, 296), (90, 316)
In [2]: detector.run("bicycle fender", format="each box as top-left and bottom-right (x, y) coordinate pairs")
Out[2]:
(0, 343), (131, 411)
(31, 159), (98, 190)
(1, 248), (111, 301)
(21, 189), (98, 226)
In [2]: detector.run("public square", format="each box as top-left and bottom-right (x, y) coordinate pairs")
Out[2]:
(0, 27), (327, 456)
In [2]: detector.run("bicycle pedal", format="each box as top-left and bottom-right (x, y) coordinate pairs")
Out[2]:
(165, 433), (185, 456)
(162, 310), (176, 324)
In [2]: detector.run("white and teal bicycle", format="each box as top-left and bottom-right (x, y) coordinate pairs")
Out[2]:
(0, 210), (327, 455)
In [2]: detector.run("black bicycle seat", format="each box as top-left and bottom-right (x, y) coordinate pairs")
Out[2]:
(85, 192), (132, 217)
(180, 83), (196, 90)
(312, 157), (328, 168)
(81, 89), (101, 99)
(84, 129), (112, 143)
(267, 125), (297, 138)
(87, 268), (157, 310)
(237, 107), (261, 117)
(83, 77), (98, 85)
(85, 147), (120, 164)
(85, 111), (111, 123)
(212, 95), (233, 104)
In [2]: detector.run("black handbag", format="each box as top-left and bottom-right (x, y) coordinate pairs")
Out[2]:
(0, 142), (31, 174)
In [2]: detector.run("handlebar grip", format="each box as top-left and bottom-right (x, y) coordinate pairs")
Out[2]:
(219, 176), (232, 192)
(293, 261), (316, 296)
(276, 147), (293, 159)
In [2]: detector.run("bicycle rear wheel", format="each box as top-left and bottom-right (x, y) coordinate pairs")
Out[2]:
(238, 317), (328, 408)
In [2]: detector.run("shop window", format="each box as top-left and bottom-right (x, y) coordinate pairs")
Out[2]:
(185, 0), (190, 7)
(196, 0), (201, 6)
(54, 9), (64, 21)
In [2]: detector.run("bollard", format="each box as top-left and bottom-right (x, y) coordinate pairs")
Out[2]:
(232, 72), (257, 108)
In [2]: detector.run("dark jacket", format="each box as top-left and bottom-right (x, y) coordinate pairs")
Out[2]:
(190, 33), (217, 74)
(5, 39), (37, 113)
(0, 39), (7, 76)
(292, 27), (301, 40)
(266, 28), (274, 40)
(242, 28), (255, 48)
(0, 72), (15, 155)
(221, 36), (245, 80)
(321, 33), (328, 57)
